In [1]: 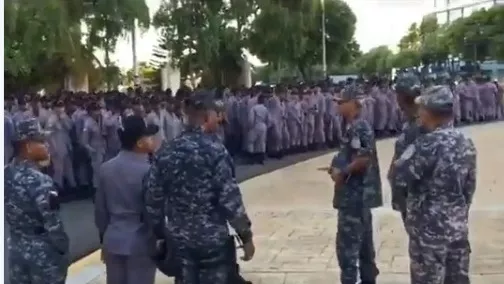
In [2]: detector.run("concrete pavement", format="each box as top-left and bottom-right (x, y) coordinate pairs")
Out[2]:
(67, 122), (504, 284)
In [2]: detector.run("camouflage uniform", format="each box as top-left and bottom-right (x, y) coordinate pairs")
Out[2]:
(5, 118), (69, 284)
(143, 93), (252, 284)
(392, 86), (477, 284)
(331, 85), (383, 284)
(388, 76), (425, 222)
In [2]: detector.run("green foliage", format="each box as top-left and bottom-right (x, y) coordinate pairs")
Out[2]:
(5, 0), (150, 92)
(247, 0), (357, 80)
(391, 5), (504, 72)
(445, 5), (504, 61)
(153, 0), (256, 86)
(356, 46), (394, 76)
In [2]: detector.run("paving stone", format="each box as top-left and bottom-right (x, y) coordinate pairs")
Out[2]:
(77, 122), (504, 284)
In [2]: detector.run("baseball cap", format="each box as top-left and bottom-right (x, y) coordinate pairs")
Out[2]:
(395, 75), (421, 97)
(14, 118), (48, 142)
(334, 84), (364, 102)
(415, 85), (454, 113)
(184, 91), (224, 112)
(118, 115), (159, 146)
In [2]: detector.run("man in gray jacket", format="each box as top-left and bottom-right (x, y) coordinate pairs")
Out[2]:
(94, 115), (159, 284)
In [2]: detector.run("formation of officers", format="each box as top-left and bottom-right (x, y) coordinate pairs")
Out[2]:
(4, 74), (502, 199)
(4, 73), (498, 284)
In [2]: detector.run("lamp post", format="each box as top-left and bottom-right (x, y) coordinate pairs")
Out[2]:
(321, 0), (327, 79)
(132, 19), (139, 87)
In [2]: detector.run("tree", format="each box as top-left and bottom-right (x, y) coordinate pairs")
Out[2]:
(445, 5), (504, 61)
(247, 0), (357, 80)
(153, 0), (257, 86)
(398, 23), (420, 51)
(391, 49), (421, 69)
(4, 0), (150, 92)
(356, 46), (394, 76)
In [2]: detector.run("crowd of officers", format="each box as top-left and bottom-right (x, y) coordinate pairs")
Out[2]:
(3, 73), (499, 284)
(4, 74), (502, 198)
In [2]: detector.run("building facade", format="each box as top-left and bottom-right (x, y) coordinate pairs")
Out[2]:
(431, 0), (503, 24)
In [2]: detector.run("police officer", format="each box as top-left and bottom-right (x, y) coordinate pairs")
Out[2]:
(200, 95), (253, 284)
(94, 115), (160, 284)
(387, 76), (424, 223)
(5, 118), (70, 284)
(391, 86), (477, 284)
(143, 91), (255, 284)
(329, 84), (382, 284)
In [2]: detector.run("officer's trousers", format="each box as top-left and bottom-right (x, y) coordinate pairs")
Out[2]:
(336, 207), (378, 284)
(104, 252), (156, 284)
(174, 243), (231, 284)
(408, 235), (470, 284)
(8, 237), (68, 284)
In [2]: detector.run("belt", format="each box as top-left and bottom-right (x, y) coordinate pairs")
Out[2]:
(11, 227), (46, 236)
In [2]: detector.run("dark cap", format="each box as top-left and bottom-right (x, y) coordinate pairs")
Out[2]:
(118, 115), (159, 146)
(184, 91), (224, 112)
(334, 84), (364, 102)
(14, 118), (48, 142)
(415, 85), (454, 113)
(395, 75), (422, 97)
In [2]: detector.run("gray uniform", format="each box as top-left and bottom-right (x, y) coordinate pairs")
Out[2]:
(46, 112), (76, 188)
(82, 116), (106, 189)
(94, 151), (157, 284)
(247, 103), (269, 153)
(103, 112), (122, 161)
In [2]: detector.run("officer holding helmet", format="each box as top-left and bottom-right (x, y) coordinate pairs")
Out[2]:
(5, 118), (69, 284)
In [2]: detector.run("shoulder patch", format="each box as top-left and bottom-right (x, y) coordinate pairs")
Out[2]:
(350, 136), (361, 149)
(398, 144), (416, 163)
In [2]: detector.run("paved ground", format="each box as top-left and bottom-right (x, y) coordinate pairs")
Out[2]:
(65, 121), (504, 284)
(60, 148), (334, 262)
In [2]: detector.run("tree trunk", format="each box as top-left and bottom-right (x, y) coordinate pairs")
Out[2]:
(297, 62), (307, 81)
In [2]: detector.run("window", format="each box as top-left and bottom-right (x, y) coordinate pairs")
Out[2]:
(437, 11), (448, 24)
(448, 7), (463, 22)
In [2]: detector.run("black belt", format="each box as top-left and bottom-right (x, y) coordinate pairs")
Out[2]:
(11, 227), (46, 236)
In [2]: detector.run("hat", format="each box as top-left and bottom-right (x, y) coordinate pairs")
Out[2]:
(185, 91), (223, 112)
(118, 115), (159, 146)
(395, 75), (421, 97)
(415, 85), (454, 113)
(14, 118), (48, 142)
(334, 84), (364, 102)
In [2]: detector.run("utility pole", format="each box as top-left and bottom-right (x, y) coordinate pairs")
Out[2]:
(321, 0), (327, 79)
(132, 19), (139, 87)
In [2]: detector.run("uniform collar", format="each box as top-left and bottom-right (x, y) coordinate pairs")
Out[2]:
(118, 150), (149, 162)
(12, 158), (40, 169)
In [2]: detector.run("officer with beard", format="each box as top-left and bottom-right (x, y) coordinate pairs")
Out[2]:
(5, 118), (69, 284)
(144, 91), (255, 284)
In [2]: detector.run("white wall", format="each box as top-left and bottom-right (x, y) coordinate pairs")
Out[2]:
(161, 64), (181, 93)
(64, 73), (89, 92)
